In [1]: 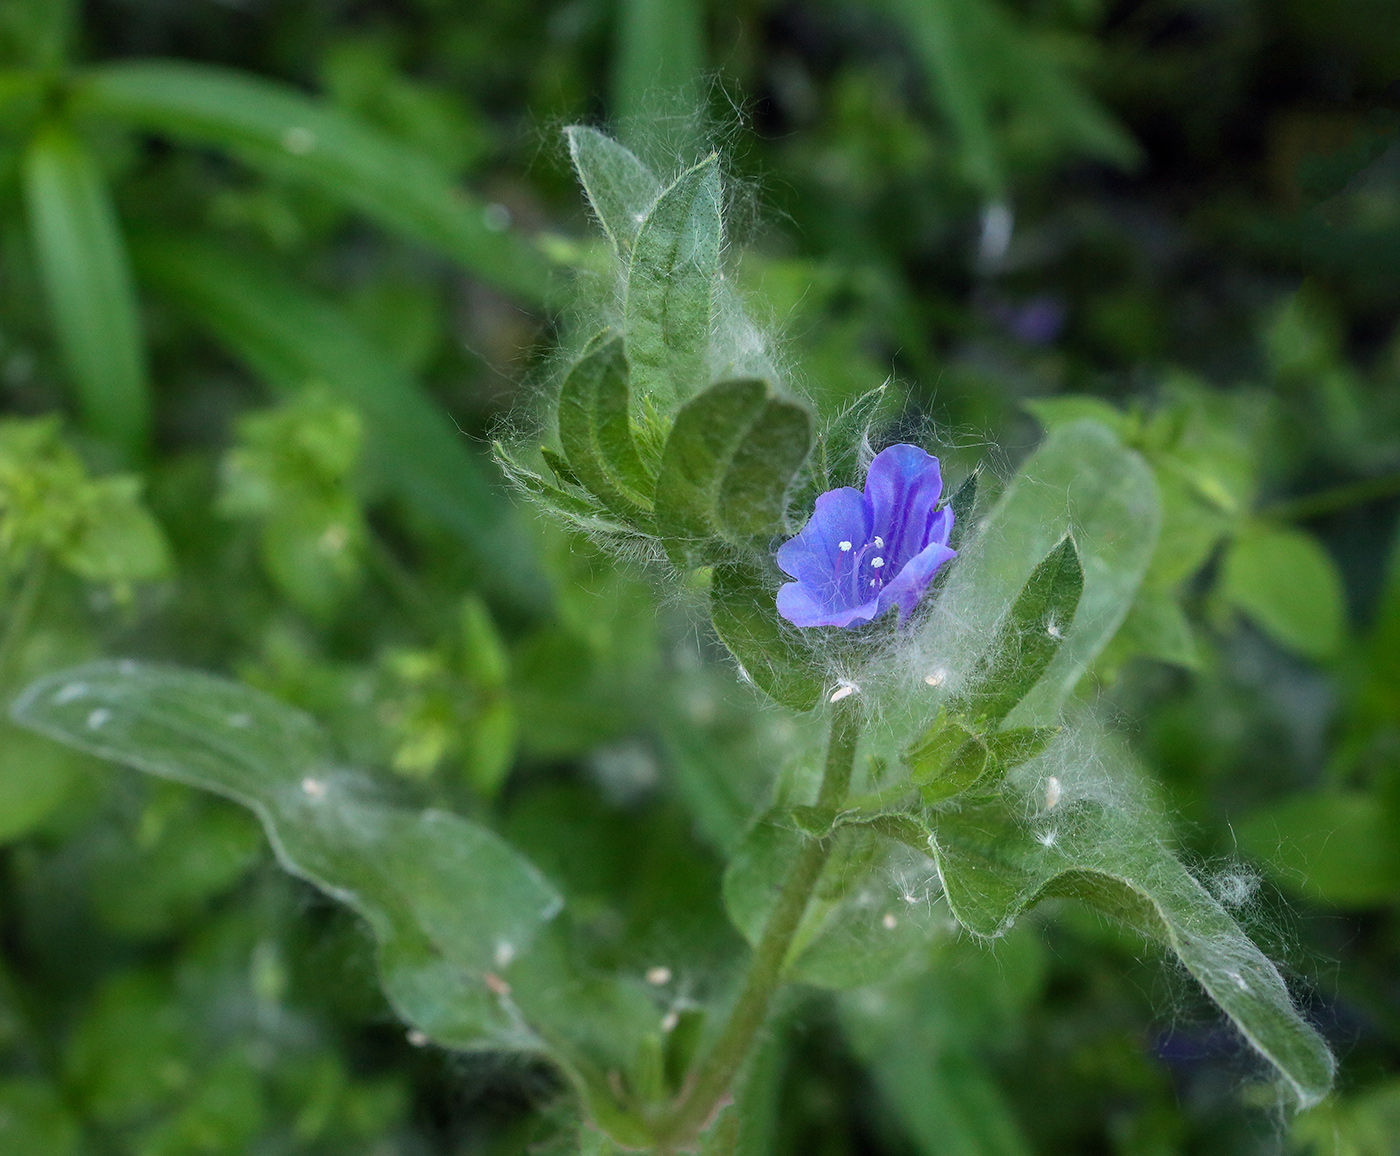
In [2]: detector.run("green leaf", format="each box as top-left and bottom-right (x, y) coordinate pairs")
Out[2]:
(1237, 792), (1400, 908)
(905, 715), (986, 799)
(1101, 587), (1199, 674)
(12, 661), (563, 1052)
(1025, 396), (1134, 441)
(929, 783), (1335, 1109)
(709, 562), (824, 712)
(624, 155), (722, 407)
(952, 536), (1084, 726)
(0, 724), (80, 844)
(655, 378), (812, 565)
(22, 120), (151, 457)
(723, 814), (947, 990)
(556, 334), (654, 519)
(1220, 522), (1346, 660)
(565, 127), (662, 257)
(135, 236), (549, 613)
(74, 61), (554, 304)
(0, 1080), (81, 1156)
(931, 420), (1159, 726)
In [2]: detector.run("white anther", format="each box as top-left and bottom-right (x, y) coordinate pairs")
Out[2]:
(829, 682), (858, 703)
(1045, 776), (1062, 810)
(86, 708), (111, 730)
(870, 578), (878, 586)
(407, 1029), (429, 1047)
(645, 966), (672, 986)
(871, 557), (885, 568)
(301, 776), (327, 800)
(924, 668), (948, 687)
(874, 537), (884, 548)
(839, 540), (852, 552)
(882, 913), (898, 930)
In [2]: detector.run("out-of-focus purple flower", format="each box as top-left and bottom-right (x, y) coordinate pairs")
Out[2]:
(990, 294), (1067, 346)
(776, 444), (956, 629)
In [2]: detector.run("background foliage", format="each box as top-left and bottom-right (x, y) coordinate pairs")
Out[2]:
(0, 0), (1397, 1152)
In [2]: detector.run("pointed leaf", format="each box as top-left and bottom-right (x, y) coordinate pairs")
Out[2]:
(12, 662), (562, 1052)
(75, 61), (554, 304)
(565, 127), (662, 256)
(624, 155), (721, 406)
(655, 378), (812, 566)
(22, 121), (150, 456)
(556, 333), (654, 519)
(953, 536), (1083, 725)
(930, 787), (1334, 1109)
(926, 419), (1159, 726)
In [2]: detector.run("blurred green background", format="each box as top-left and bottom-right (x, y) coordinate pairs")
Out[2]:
(0, 0), (1397, 1152)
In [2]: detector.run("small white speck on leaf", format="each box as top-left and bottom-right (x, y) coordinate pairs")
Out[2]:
(645, 966), (672, 986)
(301, 776), (327, 800)
(484, 972), (511, 996)
(924, 668), (948, 687)
(227, 713), (251, 728)
(86, 708), (111, 730)
(882, 913), (898, 930)
(407, 1029), (429, 1047)
(1045, 776), (1062, 810)
(1036, 828), (1058, 848)
(661, 1010), (680, 1033)
(829, 682), (858, 703)
(494, 941), (516, 968)
(54, 683), (87, 705)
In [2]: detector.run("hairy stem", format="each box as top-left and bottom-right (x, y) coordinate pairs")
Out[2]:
(653, 696), (861, 1150)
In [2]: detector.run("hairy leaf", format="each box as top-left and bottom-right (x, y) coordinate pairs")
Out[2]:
(709, 562), (823, 712)
(22, 120), (150, 456)
(75, 61), (554, 303)
(624, 155), (722, 406)
(929, 789), (1335, 1109)
(12, 662), (562, 1051)
(928, 420), (1159, 726)
(953, 536), (1083, 725)
(565, 126), (661, 256)
(556, 334), (654, 520)
(655, 378), (812, 565)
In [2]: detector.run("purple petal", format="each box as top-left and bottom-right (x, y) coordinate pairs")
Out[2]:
(864, 445), (944, 568)
(776, 486), (870, 591)
(875, 540), (957, 623)
(778, 582), (883, 628)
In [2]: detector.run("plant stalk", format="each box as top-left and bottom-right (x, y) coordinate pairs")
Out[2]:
(653, 695), (862, 1150)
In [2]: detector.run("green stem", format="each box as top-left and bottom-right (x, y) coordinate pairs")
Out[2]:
(653, 696), (862, 1150)
(1265, 471), (1400, 522)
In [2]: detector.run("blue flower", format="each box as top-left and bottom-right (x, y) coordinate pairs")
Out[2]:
(776, 444), (956, 628)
